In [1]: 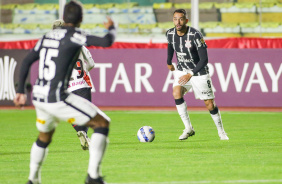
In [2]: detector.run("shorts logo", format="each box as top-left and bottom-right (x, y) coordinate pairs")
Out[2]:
(36, 118), (46, 124)
(0, 56), (17, 101)
(67, 118), (75, 124)
(202, 90), (213, 96)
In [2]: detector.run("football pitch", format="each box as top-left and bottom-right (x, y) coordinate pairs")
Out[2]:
(0, 109), (282, 184)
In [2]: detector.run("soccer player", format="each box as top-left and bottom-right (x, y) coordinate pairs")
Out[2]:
(13, 1), (116, 184)
(53, 19), (94, 150)
(166, 9), (229, 141)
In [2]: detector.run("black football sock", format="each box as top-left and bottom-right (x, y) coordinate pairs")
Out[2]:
(72, 124), (88, 133)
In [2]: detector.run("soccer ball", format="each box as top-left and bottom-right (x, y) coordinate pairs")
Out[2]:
(137, 126), (155, 142)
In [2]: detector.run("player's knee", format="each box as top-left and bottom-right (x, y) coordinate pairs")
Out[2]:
(204, 100), (215, 111)
(38, 130), (54, 144)
(87, 113), (110, 129)
(172, 90), (181, 99)
(99, 118), (110, 127)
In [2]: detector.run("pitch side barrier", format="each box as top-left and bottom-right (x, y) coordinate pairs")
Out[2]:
(1, 38), (282, 107)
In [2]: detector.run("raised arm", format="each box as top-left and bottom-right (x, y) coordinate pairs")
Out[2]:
(86, 17), (116, 47)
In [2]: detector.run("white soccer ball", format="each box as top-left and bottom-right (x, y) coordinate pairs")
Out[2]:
(137, 126), (155, 142)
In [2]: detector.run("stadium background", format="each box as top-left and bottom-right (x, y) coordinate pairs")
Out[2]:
(0, 0), (281, 108)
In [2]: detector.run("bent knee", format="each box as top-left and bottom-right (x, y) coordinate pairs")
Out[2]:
(204, 99), (215, 111)
(87, 113), (110, 129)
(173, 89), (182, 99)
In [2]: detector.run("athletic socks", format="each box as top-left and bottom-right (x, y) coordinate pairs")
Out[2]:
(28, 139), (49, 183)
(210, 106), (225, 133)
(72, 124), (89, 133)
(175, 98), (193, 131)
(88, 128), (109, 179)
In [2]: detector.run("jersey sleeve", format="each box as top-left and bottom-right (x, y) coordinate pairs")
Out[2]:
(81, 46), (95, 71)
(86, 26), (116, 47)
(192, 31), (208, 74)
(166, 30), (174, 65)
(17, 39), (42, 93)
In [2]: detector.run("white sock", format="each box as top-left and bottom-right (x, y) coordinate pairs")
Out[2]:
(176, 101), (193, 131)
(210, 110), (225, 133)
(28, 142), (48, 183)
(88, 133), (108, 179)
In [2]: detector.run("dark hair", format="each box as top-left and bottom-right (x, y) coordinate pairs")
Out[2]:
(63, 1), (83, 24)
(173, 9), (187, 18)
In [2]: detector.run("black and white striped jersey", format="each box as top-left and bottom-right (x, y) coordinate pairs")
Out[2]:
(17, 26), (115, 103)
(166, 26), (209, 76)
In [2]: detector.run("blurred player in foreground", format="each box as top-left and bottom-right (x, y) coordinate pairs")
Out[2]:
(166, 9), (229, 141)
(53, 19), (94, 150)
(14, 1), (116, 184)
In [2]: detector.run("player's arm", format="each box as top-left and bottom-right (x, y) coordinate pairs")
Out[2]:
(14, 40), (41, 106)
(166, 31), (175, 71)
(191, 32), (208, 75)
(82, 46), (95, 71)
(86, 17), (116, 47)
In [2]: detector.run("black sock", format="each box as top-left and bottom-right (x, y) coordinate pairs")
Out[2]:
(72, 124), (88, 133)
(36, 138), (50, 148)
(94, 127), (109, 136)
(175, 98), (184, 105)
(209, 106), (219, 115)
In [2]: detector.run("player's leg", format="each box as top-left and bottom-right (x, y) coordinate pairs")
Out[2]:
(191, 74), (229, 140)
(27, 130), (54, 184)
(27, 102), (57, 184)
(173, 85), (195, 140)
(85, 112), (110, 184)
(60, 93), (110, 184)
(204, 99), (229, 140)
(71, 88), (91, 150)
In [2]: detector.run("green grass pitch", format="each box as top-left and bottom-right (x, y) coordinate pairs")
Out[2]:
(0, 109), (282, 184)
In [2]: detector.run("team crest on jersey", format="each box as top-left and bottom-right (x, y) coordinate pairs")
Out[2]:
(185, 40), (192, 48)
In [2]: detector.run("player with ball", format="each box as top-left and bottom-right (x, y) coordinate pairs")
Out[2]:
(166, 9), (229, 141)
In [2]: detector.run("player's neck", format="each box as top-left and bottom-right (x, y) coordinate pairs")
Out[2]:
(64, 23), (81, 28)
(176, 26), (188, 36)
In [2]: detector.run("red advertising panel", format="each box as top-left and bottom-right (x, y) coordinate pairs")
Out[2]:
(27, 48), (282, 107)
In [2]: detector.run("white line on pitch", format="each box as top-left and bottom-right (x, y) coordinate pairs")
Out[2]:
(115, 111), (281, 115)
(108, 179), (282, 184)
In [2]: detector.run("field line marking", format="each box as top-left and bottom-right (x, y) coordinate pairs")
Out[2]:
(115, 111), (281, 115)
(108, 179), (282, 184)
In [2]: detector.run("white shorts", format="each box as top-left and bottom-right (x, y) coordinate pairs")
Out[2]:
(32, 93), (110, 133)
(173, 70), (215, 100)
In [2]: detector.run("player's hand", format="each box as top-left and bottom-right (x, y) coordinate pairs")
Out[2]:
(104, 16), (114, 30)
(178, 74), (192, 85)
(13, 93), (27, 107)
(167, 64), (175, 71)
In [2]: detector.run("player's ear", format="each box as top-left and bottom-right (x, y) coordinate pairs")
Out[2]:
(186, 18), (189, 24)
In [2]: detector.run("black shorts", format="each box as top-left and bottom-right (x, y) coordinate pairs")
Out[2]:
(71, 88), (92, 102)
